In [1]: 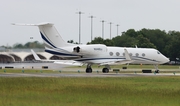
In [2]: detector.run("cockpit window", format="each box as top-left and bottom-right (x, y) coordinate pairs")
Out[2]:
(157, 51), (161, 54)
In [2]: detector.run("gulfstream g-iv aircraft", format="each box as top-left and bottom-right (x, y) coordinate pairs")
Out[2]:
(13, 22), (169, 73)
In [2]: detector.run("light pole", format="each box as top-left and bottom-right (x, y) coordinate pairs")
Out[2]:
(109, 22), (113, 39)
(88, 15), (95, 42)
(76, 11), (84, 44)
(100, 20), (105, 39)
(116, 24), (119, 36)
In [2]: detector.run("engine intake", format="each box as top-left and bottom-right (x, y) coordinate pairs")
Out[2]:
(73, 46), (80, 53)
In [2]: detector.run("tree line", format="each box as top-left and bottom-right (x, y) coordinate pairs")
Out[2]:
(1, 41), (44, 49)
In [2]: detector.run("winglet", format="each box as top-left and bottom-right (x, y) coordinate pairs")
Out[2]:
(124, 49), (131, 61)
(135, 45), (138, 48)
(31, 49), (41, 61)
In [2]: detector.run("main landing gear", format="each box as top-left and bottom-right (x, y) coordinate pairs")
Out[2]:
(86, 64), (92, 73)
(102, 68), (109, 73)
(102, 65), (110, 73)
(85, 64), (110, 73)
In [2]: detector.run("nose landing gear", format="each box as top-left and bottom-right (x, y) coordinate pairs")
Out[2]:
(154, 65), (159, 73)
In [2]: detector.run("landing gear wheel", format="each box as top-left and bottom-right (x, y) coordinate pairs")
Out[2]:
(86, 68), (92, 73)
(102, 68), (109, 73)
(155, 70), (159, 73)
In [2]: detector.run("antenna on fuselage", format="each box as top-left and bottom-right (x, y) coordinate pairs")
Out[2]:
(135, 45), (138, 48)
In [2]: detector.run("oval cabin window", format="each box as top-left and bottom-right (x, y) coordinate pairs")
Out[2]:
(136, 53), (139, 57)
(116, 52), (120, 56)
(109, 52), (113, 56)
(142, 53), (145, 57)
(129, 53), (132, 56)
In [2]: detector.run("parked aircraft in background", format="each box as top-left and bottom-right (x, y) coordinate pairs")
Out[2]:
(13, 22), (169, 73)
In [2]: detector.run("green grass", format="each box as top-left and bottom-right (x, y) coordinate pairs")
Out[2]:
(0, 69), (56, 73)
(0, 77), (180, 106)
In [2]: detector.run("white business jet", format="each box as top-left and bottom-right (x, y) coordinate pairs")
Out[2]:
(13, 22), (169, 73)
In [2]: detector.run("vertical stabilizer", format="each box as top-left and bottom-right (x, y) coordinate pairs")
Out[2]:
(37, 23), (73, 49)
(12, 22), (74, 49)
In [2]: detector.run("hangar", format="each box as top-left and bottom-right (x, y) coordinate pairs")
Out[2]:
(0, 48), (63, 63)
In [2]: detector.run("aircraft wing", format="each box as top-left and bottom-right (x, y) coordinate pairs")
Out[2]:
(99, 59), (134, 65)
(54, 60), (84, 66)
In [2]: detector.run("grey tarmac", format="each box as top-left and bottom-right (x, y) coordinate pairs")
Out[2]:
(0, 73), (179, 78)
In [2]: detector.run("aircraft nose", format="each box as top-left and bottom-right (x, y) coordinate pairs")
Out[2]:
(159, 55), (170, 64)
(162, 57), (170, 64)
(165, 57), (170, 63)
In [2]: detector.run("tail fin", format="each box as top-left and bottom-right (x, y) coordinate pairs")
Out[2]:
(37, 23), (74, 49)
(12, 22), (73, 49)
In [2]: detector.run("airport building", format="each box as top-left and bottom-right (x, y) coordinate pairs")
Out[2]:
(0, 48), (62, 63)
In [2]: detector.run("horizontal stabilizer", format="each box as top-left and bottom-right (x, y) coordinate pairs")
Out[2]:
(31, 49), (41, 61)
(12, 22), (53, 26)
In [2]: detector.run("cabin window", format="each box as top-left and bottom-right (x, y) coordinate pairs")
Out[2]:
(136, 53), (139, 57)
(142, 53), (145, 57)
(116, 52), (120, 56)
(109, 52), (113, 56)
(129, 53), (132, 56)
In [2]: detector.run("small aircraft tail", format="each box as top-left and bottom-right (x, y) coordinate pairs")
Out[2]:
(37, 23), (73, 49)
(12, 22), (73, 49)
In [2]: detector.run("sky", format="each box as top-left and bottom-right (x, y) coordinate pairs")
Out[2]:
(1, 0), (180, 46)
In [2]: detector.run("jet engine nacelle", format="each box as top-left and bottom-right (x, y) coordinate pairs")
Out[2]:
(73, 44), (107, 55)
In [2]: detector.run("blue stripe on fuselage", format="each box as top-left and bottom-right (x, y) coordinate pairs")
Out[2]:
(75, 58), (125, 61)
(45, 49), (79, 56)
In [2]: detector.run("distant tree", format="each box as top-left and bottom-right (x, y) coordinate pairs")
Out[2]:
(13, 43), (24, 48)
(112, 35), (138, 47)
(67, 40), (78, 44)
(87, 37), (114, 46)
(138, 29), (167, 53)
(103, 39), (114, 46)
(88, 37), (104, 44)
(168, 31), (180, 62)
(136, 35), (156, 48)
(125, 29), (138, 37)
(13, 41), (44, 48)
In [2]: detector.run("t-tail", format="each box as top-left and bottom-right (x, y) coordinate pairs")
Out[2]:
(37, 23), (74, 49)
(12, 22), (74, 49)
(12, 22), (80, 57)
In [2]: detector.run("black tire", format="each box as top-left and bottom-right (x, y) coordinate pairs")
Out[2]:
(86, 68), (92, 73)
(102, 68), (109, 73)
(155, 70), (159, 73)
